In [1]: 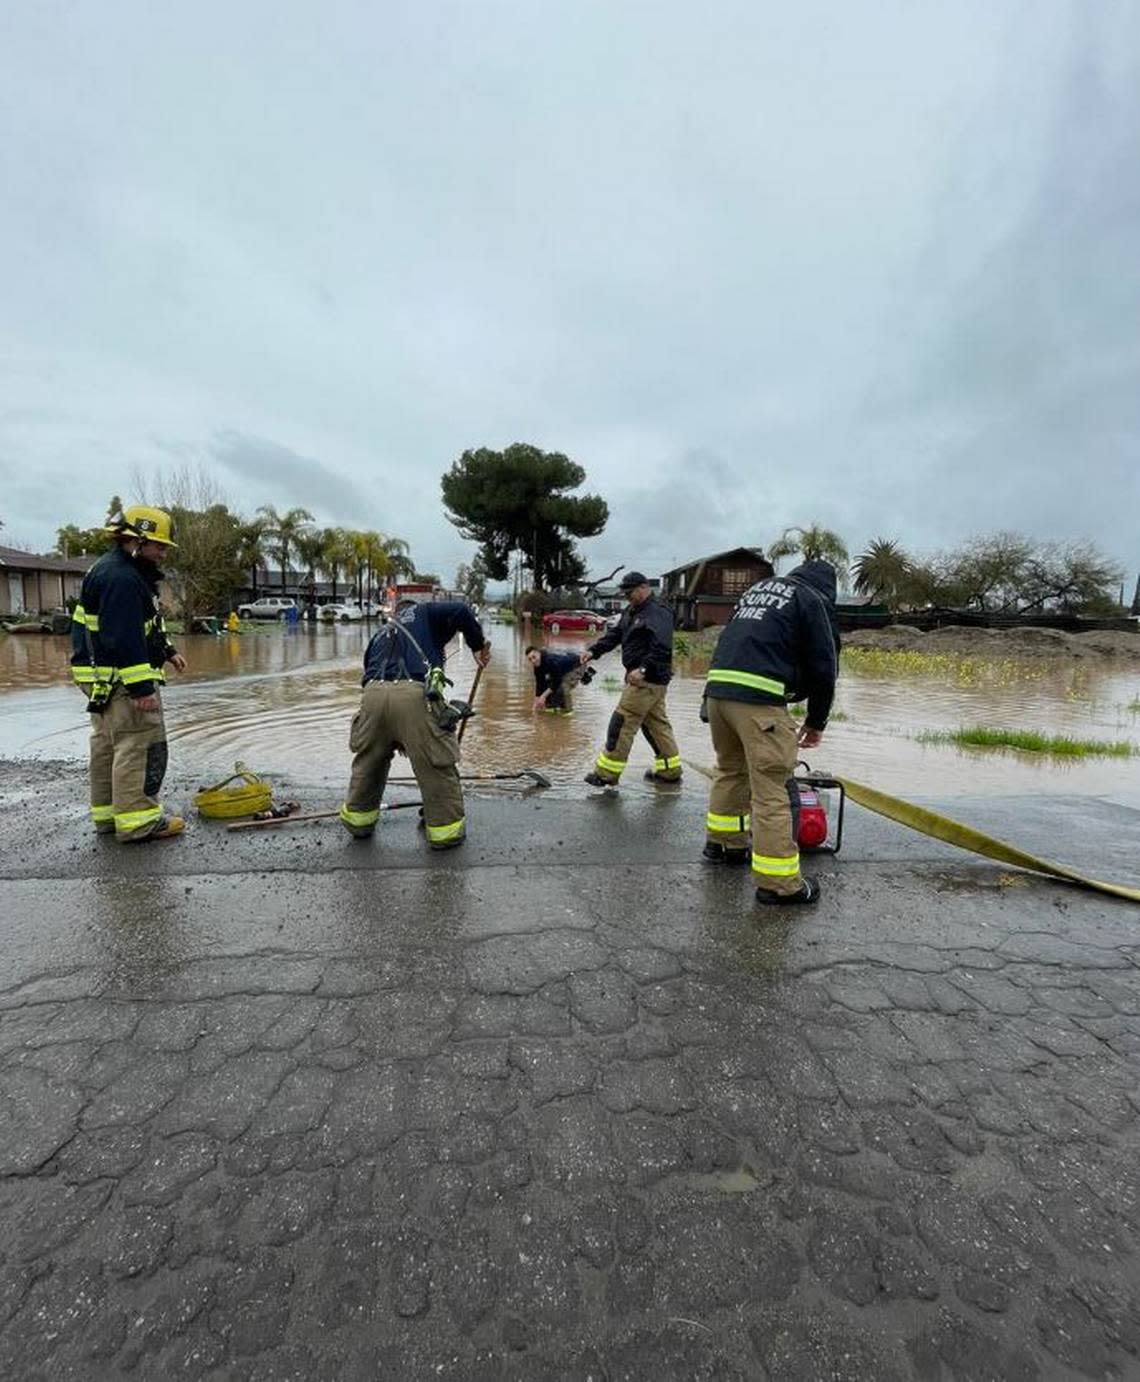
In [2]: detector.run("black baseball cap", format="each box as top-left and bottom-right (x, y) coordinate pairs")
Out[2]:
(619, 570), (649, 590)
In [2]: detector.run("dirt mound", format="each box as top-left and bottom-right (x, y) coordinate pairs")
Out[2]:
(844, 624), (1140, 660)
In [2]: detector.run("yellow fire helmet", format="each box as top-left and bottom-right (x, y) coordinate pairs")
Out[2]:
(105, 504), (177, 547)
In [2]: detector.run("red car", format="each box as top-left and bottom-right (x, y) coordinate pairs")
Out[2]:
(541, 609), (608, 635)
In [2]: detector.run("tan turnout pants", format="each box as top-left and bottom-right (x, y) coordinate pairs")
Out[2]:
(593, 681), (681, 783)
(706, 698), (802, 895)
(341, 681), (466, 846)
(88, 687), (169, 841)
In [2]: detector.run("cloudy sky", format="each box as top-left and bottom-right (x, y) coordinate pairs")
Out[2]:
(1, 0), (1137, 584)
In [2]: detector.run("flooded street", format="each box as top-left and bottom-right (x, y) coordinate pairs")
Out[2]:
(1, 621), (1137, 804)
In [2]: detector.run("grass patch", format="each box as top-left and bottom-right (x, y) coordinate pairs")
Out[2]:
(790, 703), (848, 722)
(673, 631), (693, 656)
(916, 726), (1136, 759)
(841, 646), (1054, 688)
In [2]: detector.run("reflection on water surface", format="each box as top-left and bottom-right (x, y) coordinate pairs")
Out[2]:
(1, 622), (1137, 804)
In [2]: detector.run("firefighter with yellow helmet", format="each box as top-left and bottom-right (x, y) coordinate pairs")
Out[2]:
(70, 505), (188, 841)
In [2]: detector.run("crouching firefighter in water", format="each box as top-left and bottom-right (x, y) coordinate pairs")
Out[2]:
(582, 570), (681, 787)
(70, 506), (187, 842)
(703, 559), (838, 906)
(340, 601), (490, 847)
(526, 645), (588, 716)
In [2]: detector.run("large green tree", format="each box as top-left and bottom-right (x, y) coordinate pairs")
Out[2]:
(441, 443), (608, 590)
(54, 524), (112, 558)
(163, 503), (247, 622)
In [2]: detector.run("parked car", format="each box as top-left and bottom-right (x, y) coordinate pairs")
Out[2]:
(357, 599), (388, 619)
(318, 602), (364, 623)
(237, 597), (297, 621)
(541, 609), (608, 635)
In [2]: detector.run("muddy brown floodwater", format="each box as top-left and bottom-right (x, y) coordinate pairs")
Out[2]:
(1, 621), (1138, 805)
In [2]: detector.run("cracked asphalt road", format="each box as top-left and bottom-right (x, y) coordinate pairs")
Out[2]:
(2, 761), (1139, 1379)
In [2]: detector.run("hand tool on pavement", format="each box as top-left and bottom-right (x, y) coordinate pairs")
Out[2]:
(226, 800), (423, 831)
(387, 768), (552, 789)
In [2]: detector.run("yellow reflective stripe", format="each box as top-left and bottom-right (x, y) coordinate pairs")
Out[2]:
(752, 852), (800, 877)
(118, 663), (156, 685)
(655, 755), (682, 771)
(426, 817), (465, 843)
(72, 606), (102, 631)
(72, 667), (97, 683)
(707, 669), (785, 697)
(90, 804), (115, 822)
(339, 805), (380, 828)
(115, 805), (163, 832)
(707, 812), (750, 833)
(596, 754), (626, 775)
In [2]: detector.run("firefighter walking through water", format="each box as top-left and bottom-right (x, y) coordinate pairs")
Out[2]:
(340, 600), (490, 847)
(70, 506), (187, 842)
(582, 570), (681, 787)
(703, 560), (839, 905)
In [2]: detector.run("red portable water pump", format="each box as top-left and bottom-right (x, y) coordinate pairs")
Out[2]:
(789, 761), (845, 854)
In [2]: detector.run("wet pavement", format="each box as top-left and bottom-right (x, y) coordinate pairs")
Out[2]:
(2, 759), (1140, 1379)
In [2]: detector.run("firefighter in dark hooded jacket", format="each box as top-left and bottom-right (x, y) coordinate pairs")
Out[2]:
(70, 506), (187, 841)
(582, 570), (682, 786)
(703, 559), (838, 905)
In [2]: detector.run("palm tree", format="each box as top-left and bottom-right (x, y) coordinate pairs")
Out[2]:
(257, 506), (315, 593)
(852, 538), (913, 608)
(769, 523), (849, 581)
(378, 534), (415, 582)
(237, 519), (268, 600)
(319, 527), (353, 602)
(294, 531), (326, 611)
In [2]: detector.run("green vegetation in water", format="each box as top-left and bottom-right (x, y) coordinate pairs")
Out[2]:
(916, 726), (1137, 759)
(673, 631), (693, 656)
(842, 646), (1058, 689)
(789, 703), (848, 722)
(1128, 695), (1140, 714)
(601, 675), (622, 691)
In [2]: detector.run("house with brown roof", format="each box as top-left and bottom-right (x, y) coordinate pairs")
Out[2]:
(661, 547), (772, 629)
(0, 546), (96, 618)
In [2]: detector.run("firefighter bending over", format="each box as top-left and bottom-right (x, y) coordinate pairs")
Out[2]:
(703, 560), (838, 905)
(582, 570), (681, 787)
(526, 645), (588, 716)
(340, 601), (490, 847)
(70, 506), (187, 842)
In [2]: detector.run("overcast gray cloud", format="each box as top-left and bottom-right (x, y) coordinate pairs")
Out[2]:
(0, 0), (1136, 584)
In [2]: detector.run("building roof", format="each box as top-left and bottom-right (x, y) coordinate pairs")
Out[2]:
(661, 547), (767, 579)
(0, 545), (96, 574)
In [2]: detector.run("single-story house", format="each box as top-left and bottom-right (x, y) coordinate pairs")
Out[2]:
(661, 548), (771, 629)
(0, 546), (95, 618)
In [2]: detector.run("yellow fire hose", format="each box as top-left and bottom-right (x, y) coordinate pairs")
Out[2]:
(683, 759), (1140, 904)
(193, 762), (274, 819)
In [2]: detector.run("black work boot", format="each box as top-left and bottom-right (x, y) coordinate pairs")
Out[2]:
(702, 842), (749, 866)
(755, 877), (821, 906)
(643, 769), (682, 785)
(584, 771), (616, 788)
